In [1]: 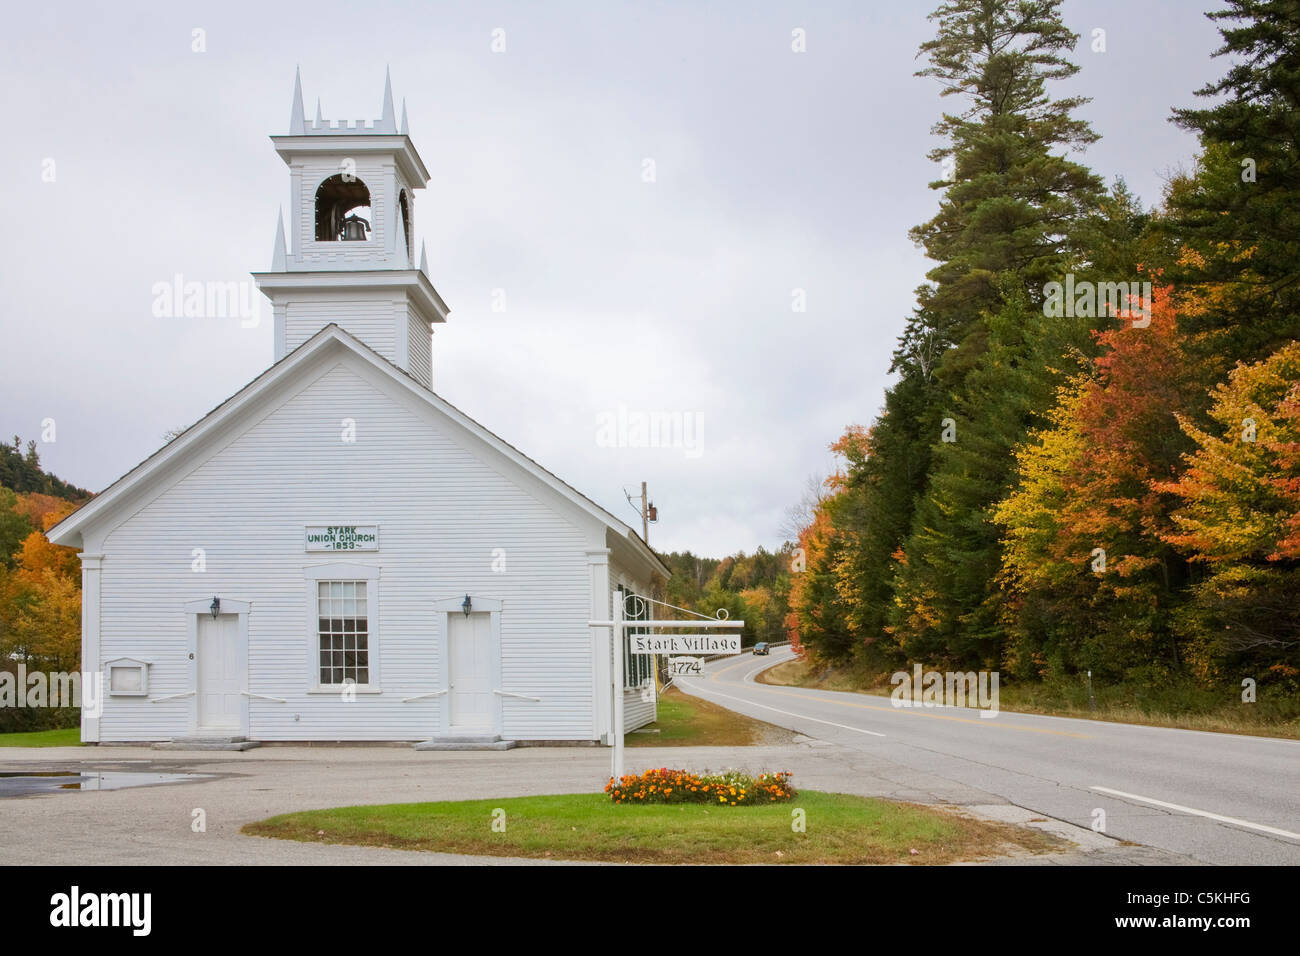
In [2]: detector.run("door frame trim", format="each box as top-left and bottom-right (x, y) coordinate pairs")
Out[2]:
(434, 595), (502, 734)
(184, 598), (250, 737)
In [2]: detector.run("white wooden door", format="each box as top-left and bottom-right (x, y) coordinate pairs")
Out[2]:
(449, 611), (493, 730)
(197, 614), (241, 732)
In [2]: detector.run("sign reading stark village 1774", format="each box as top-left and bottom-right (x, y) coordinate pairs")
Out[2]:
(304, 525), (379, 552)
(630, 633), (741, 655)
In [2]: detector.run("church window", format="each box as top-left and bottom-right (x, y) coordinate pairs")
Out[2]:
(314, 174), (372, 242)
(398, 189), (411, 255)
(317, 580), (369, 685)
(618, 585), (653, 688)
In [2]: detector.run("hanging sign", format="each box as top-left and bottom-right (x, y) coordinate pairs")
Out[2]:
(305, 525), (379, 552)
(668, 656), (704, 676)
(630, 633), (741, 655)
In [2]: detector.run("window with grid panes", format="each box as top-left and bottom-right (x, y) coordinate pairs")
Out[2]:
(317, 580), (369, 685)
(620, 585), (652, 688)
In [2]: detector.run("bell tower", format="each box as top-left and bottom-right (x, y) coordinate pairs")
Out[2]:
(253, 68), (449, 389)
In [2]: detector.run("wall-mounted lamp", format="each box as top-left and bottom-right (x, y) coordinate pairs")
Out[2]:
(209, 596), (221, 619)
(462, 594), (472, 617)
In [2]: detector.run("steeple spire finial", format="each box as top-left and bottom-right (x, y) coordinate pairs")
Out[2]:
(289, 66), (305, 135)
(380, 66), (396, 133)
(419, 240), (429, 276)
(314, 98), (323, 130)
(400, 98), (409, 136)
(271, 209), (287, 271)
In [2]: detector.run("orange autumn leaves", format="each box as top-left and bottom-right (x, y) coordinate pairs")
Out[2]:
(0, 490), (81, 674)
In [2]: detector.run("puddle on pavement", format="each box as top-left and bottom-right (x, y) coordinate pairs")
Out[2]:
(0, 770), (214, 796)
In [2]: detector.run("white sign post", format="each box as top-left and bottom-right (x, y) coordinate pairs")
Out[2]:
(588, 591), (744, 784)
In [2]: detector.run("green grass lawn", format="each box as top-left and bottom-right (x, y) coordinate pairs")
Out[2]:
(0, 727), (81, 747)
(242, 790), (1061, 864)
(625, 686), (793, 746)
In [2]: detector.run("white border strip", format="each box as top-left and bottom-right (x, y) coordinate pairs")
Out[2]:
(1091, 786), (1300, 841)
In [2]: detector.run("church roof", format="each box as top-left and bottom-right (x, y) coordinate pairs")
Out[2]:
(46, 324), (669, 579)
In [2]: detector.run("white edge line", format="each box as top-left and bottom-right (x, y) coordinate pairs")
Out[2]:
(682, 683), (886, 738)
(1091, 786), (1300, 842)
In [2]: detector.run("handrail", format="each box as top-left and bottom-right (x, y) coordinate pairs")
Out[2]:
(402, 689), (449, 703)
(240, 690), (287, 703)
(493, 689), (541, 702)
(149, 691), (195, 703)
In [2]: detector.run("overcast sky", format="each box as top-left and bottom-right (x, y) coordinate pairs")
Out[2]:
(1, 0), (1224, 556)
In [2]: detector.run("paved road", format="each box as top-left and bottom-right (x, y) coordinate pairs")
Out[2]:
(676, 648), (1300, 865)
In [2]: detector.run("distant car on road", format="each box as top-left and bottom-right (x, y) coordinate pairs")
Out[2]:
(753, 642), (769, 656)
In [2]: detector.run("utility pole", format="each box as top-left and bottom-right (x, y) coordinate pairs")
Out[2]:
(639, 481), (648, 542)
(624, 482), (657, 545)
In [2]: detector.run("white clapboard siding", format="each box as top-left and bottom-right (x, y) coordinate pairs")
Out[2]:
(408, 314), (432, 387)
(285, 299), (394, 358)
(94, 354), (608, 741)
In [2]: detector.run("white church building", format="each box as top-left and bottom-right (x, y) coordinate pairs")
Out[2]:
(48, 71), (666, 748)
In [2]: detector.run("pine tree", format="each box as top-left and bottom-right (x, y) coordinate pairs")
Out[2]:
(885, 0), (1106, 665)
(1169, 0), (1300, 364)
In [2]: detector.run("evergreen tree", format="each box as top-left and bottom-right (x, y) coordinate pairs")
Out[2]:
(1169, 0), (1300, 365)
(886, 0), (1106, 664)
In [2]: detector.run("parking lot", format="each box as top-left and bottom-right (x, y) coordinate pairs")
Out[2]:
(0, 740), (1185, 865)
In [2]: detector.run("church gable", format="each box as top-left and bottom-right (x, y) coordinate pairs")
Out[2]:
(49, 327), (657, 568)
(60, 335), (599, 555)
(99, 351), (597, 587)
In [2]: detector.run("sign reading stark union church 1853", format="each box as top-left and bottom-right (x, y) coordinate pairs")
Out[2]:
(304, 525), (379, 552)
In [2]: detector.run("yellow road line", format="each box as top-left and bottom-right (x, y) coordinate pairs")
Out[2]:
(703, 654), (1088, 738)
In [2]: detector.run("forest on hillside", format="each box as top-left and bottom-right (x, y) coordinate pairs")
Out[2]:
(774, 0), (1300, 720)
(0, 438), (88, 730)
(658, 545), (797, 647)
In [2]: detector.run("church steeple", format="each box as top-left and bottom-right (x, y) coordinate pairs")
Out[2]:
(253, 70), (449, 389)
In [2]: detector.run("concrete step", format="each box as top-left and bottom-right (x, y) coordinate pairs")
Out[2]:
(153, 736), (261, 751)
(413, 734), (517, 751)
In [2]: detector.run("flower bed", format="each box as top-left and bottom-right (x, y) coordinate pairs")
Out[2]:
(605, 768), (795, 805)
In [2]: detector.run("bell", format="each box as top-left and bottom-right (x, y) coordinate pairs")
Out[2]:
(341, 214), (370, 241)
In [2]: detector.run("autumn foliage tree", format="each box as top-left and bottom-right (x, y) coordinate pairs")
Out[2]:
(994, 284), (1207, 683)
(1159, 341), (1300, 689)
(0, 495), (80, 673)
(0, 445), (86, 730)
(784, 432), (860, 664)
